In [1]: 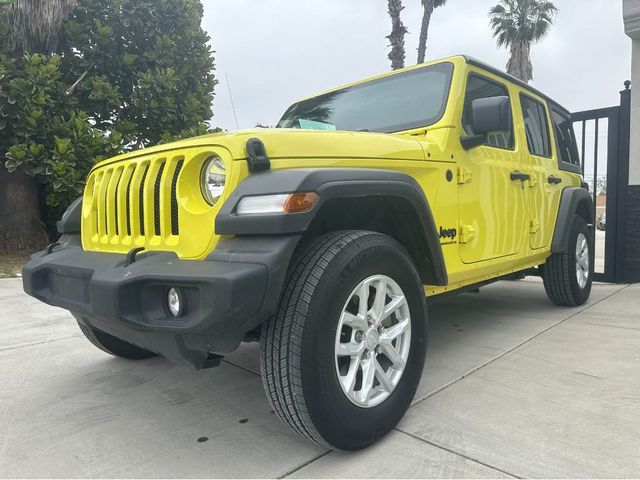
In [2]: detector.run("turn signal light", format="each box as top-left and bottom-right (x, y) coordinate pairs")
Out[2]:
(283, 193), (319, 213)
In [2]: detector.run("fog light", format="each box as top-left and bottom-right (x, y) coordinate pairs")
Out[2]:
(167, 287), (184, 317)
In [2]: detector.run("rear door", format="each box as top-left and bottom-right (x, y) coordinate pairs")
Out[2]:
(519, 94), (562, 250)
(457, 73), (529, 264)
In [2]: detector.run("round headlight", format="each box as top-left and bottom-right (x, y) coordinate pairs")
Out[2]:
(200, 156), (226, 205)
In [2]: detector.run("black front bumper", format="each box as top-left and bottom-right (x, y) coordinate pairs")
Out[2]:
(23, 235), (300, 369)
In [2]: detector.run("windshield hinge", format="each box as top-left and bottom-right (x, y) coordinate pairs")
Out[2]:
(246, 138), (271, 173)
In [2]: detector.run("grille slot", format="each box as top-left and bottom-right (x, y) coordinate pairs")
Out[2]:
(138, 165), (149, 236)
(125, 170), (134, 236)
(153, 161), (166, 236)
(170, 159), (184, 235)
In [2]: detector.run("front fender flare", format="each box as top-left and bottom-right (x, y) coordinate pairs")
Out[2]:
(216, 168), (447, 286)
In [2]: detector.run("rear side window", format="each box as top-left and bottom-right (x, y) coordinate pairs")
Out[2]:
(520, 95), (551, 157)
(462, 75), (514, 150)
(551, 108), (580, 168)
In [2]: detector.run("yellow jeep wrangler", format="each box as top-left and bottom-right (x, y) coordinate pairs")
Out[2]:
(23, 55), (593, 450)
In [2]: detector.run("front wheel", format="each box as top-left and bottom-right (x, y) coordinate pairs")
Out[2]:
(260, 231), (427, 450)
(77, 320), (157, 360)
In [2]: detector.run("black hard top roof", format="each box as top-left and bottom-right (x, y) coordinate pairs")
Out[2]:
(462, 55), (571, 116)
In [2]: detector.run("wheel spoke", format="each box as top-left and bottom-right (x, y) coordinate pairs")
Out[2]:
(340, 355), (362, 394)
(341, 311), (367, 330)
(374, 359), (394, 392)
(382, 295), (406, 321)
(357, 358), (375, 403)
(380, 318), (410, 342)
(336, 341), (363, 357)
(579, 255), (589, 270)
(357, 281), (370, 318)
(380, 342), (405, 369)
(371, 278), (387, 321)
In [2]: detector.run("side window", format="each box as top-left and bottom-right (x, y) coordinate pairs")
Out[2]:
(551, 108), (580, 167)
(520, 95), (551, 157)
(462, 75), (514, 150)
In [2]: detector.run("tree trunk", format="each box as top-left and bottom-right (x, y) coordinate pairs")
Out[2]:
(0, 165), (49, 255)
(506, 40), (533, 83)
(387, 0), (407, 70)
(417, 0), (434, 64)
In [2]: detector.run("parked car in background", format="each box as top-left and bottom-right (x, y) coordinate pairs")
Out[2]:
(598, 213), (607, 230)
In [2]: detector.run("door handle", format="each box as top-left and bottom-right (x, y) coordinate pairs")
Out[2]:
(547, 175), (563, 185)
(510, 171), (530, 182)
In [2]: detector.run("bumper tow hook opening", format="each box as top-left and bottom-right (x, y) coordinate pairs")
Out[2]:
(203, 354), (224, 369)
(124, 247), (145, 267)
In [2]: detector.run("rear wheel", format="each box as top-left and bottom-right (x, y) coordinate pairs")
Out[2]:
(543, 215), (593, 306)
(77, 320), (157, 360)
(260, 231), (427, 450)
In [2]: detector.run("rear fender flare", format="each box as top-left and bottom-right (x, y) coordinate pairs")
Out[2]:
(551, 187), (594, 253)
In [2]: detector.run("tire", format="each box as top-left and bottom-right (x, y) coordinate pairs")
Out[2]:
(260, 230), (427, 451)
(543, 215), (593, 306)
(77, 320), (157, 360)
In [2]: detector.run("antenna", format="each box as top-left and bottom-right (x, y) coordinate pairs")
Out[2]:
(225, 73), (240, 130)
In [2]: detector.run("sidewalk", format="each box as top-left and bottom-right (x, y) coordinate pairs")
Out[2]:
(0, 278), (637, 478)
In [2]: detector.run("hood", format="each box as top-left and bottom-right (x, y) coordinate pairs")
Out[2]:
(92, 128), (429, 171)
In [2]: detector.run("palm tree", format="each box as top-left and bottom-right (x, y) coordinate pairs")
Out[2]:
(387, 0), (408, 70)
(0, 0), (76, 54)
(0, 0), (76, 255)
(417, 0), (447, 64)
(489, 0), (557, 83)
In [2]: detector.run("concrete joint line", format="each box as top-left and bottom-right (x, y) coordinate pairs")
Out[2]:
(394, 428), (521, 479)
(410, 284), (632, 407)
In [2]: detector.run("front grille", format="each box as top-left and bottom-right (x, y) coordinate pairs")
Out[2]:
(86, 155), (185, 245)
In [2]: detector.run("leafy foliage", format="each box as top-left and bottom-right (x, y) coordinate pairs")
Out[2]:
(489, 0), (557, 82)
(0, 0), (216, 224)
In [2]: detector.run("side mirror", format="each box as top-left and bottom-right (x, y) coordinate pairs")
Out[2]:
(460, 96), (512, 150)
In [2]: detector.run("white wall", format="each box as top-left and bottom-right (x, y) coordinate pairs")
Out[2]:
(625, 0), (640, 185)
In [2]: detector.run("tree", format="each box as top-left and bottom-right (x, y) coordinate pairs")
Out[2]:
(489, 0), (557, 83)
(416, 0), (447, 64)
(0, 0), (76, 54)
(0, 0), (76, 253)
(386, 0), (407, 70)
(0, 0), (217, 254)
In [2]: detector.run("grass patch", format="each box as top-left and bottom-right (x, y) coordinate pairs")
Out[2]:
(0, 254), (30, 278)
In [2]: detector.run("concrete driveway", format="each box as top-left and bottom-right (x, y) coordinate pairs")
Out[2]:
(1, 277), (638, 478)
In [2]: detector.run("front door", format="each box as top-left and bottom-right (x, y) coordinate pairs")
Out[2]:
(458, 73), (529, 264)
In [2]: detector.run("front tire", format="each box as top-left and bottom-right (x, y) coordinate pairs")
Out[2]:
(543, 215), (593, 306)
(260, 231), (427, 450)
(77, 320), (157, 360)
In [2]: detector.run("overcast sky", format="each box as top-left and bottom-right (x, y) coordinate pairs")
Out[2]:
(201, 0), (630, 131)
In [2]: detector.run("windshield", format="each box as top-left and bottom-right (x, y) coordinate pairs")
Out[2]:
(277, 62), (454, 133)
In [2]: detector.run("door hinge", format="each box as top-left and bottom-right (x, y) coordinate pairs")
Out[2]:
(529, 219), (540, 234)
(457, 167), (472, 185)
(459, 225), (476, 244)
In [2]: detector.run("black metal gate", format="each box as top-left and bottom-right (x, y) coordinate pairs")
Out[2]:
(572, 83), (631, 283)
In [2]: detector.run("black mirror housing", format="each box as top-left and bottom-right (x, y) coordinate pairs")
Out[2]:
(471, 96), (511, 134)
